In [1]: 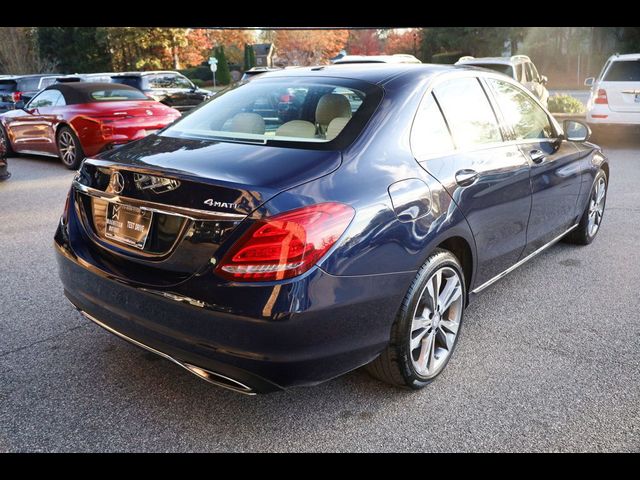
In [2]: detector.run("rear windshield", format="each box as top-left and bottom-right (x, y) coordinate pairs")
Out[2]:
(161, 77), (382, 148)
(111, 77), (143, 89)
(468, 63), (515, 78)
(17, 77), (43, 91)
(89, 88), (150, 101)
(0, 80), (17, 91)
(604, 60), (640, 82)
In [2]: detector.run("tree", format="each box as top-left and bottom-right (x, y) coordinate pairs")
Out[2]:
(0, 27), (52, 74)
(37, 27), (112, 73)
(345, 30), (382, 56)
(207, 29), (256, 65)
(269, 29), (349, 66)
(383, 29), (421, 56)
(214, 46), (231, 85)
(243, 43), (256, 71)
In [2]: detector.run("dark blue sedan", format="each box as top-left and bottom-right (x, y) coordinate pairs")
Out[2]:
(55, 64), (609, 394)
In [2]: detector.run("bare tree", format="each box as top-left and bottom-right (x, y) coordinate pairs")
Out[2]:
(0, 27), (54, 74)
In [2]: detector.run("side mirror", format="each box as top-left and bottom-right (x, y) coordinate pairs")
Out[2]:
(563, 119), (591, 142)
(584, 77), (595, 87)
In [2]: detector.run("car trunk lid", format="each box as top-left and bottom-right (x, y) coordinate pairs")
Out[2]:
(71, 134), (341, 287)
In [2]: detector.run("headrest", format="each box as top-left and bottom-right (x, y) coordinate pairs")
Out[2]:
(325, 117), (350, 141)
(229, 113), (265, 134)
(315, 94), (351, 127)
(275, 120), (316, 138)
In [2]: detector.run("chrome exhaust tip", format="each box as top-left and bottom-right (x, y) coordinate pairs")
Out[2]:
(75, 307), (256, 395)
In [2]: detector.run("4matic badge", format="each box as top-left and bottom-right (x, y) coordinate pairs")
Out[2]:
(203, 199), (239, 210)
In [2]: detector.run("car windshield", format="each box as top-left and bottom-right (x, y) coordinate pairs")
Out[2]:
(469, 64), (515, 78)
(89, 88), (151, 101)
(604, 60), (640, 82)
(161, 77), (379, 147)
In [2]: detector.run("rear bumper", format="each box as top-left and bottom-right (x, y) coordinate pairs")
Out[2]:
(587, 106), (640, 125)
(55, 219), (413, 393)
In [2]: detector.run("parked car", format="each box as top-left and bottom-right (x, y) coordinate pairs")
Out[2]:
(455, 55), (549, 107)
(241, 66), (284, 82)
(55, 64), (608, 394)
(0, 128), (9, 181)
(585, 53), (640, 135)
(0, 74), (59, 112)
(111, 71), (212, 112)
(0, 82), (181, 169)
(333, 54), (422, 64)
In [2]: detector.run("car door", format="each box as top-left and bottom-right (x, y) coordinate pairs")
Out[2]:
(413, 76), (533, 287)
(486, 78), (584, 256)
(5, 90), (62, 153)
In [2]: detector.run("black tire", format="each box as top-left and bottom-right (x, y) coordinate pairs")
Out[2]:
(564, 169), (608, 245)
(56, 126), (84, 170)
(366, 248), (466, 389)
(0, 124), (15, 157)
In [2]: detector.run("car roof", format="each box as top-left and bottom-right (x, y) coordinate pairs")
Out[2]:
(608, 53), (640, 61)
(44, 82), (143, 104)
(112, 71), (183, 77)
(256, 63), (456, 85)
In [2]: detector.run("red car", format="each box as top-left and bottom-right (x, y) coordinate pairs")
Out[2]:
(0, 82), (181, 169)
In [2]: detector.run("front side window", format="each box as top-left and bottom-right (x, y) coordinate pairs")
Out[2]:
(488, 79), (554, 140)
(162, 77), (379, 147)
(27, 90), (64, 108)
(148, 74), (193, 89)
(603, 60), (640, 82)
(411, 93), (455, 158)
(433, 77), (502, 149)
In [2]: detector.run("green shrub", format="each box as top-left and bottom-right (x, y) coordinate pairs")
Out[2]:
(179, 66), (213, 82)
(547, 94), (585, 114)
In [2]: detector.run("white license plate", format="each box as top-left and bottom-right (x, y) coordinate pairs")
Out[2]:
(104, 203), (153, 249)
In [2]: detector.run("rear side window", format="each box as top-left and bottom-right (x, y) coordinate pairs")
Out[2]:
(488, 79), (554, 140)
(148, 74), (192, 89)
(411, 93), (455, 158)
(433, 77), (502, 149)
(604, 60), (640, 82)
(0, 80), (16, 91)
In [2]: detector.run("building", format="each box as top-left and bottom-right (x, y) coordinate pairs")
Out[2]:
(252, 44), (275, 68)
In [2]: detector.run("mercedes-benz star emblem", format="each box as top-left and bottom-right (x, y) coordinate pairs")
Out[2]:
(110, 171), (125, 194)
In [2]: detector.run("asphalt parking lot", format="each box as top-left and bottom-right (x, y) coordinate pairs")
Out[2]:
(1, 137), (639, 452)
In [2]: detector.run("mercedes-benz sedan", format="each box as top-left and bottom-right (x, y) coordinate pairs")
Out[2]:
(55, 64), (609, 394)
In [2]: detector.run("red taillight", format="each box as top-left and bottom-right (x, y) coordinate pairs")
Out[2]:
(216, 202), (355, 282)
(12, 91), (22, 103)
(595, 89), (608, 105)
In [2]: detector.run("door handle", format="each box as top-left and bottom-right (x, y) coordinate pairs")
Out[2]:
(455, 169), (479, 187)
(529, 149), (546, 164)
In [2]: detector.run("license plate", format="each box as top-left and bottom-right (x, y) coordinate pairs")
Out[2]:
(104, 203), (153, 249)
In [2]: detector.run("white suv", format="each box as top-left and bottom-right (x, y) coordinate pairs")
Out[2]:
(585, 53), (640, 132)
(455, 55), (549, 106)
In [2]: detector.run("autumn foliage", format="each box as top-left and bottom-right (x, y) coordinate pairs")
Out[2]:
(269, 30), (349, 66)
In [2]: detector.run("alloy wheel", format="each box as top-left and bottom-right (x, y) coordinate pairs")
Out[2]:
(58, 131), (77, 166)
(587, 176), (606, 237)
(409, 266), (463, 379)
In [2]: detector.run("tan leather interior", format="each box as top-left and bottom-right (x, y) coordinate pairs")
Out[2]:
(275, 120), (316, 138)
(229, 113), (265, 134)
(316, 94), (352, 133)
(325, 117), (350, 141)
